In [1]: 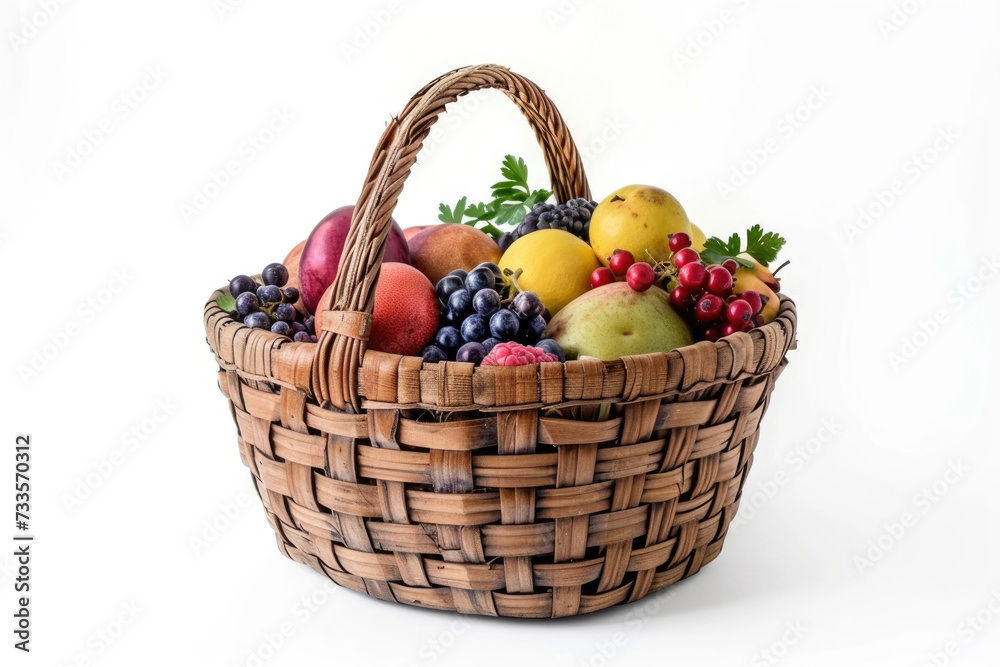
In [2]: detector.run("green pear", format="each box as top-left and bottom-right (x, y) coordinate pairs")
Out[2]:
(547, 283), (694, 360)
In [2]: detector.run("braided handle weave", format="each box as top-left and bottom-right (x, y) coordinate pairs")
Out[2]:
(312, 64), (592, 410)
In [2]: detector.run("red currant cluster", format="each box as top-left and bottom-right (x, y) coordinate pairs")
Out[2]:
(666, 233), (766, 341)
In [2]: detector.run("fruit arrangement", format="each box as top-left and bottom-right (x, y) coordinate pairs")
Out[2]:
(216, 154), (788, 367)
(204, 66), (800, 621)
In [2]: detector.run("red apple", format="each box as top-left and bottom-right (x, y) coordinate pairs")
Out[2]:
(299, 205), (410, 314)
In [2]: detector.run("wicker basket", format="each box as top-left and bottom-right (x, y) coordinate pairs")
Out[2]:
(203, 64), (797, 618)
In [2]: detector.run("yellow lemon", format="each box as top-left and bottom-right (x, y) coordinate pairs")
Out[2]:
(589, 185), (695, 266)
(499, 229), (601, 316)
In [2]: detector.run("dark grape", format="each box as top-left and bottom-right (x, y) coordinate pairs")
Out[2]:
(262, 263), (289, 287)
(435, 275), (465, 307)
(293, 331), (311, 342)
(270, 321), (291, 336)
(443, 309), (464, 326)
(511, 292), (545, 320)
(482, 337), (501, 353)
(475, 262), (504, 285)
(519, 315), (547, 345)
(435, 326), (462, 353)
(447, 289), (473, 317)
(244, 312), (271, 329)
(273, 303), (295, 322)
(309, 334), (318, 342)
(460, 314), (489, 343)
(535, 339), (565, 362)
(235, 292), (259, 317)
(456, 342), (486, 365)
(304, 316), (315, 334)
(291, 321), (306, 333)
(473, 289), (501, 317)
(465, 267), (495, 295)
(257, 284), (281, 304)
(448, 269), (468, 281)
(489, 310), (520, 340)
(497, 199), (598, 252)
(281, 286), (299, 303)
(229, 275), (257, 298)
(422, 345), (448, 363)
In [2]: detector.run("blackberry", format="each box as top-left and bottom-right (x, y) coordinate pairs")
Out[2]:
(498, 198), (598, 252)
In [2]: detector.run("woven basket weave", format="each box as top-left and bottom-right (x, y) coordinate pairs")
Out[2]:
(203, 64), (797, 618)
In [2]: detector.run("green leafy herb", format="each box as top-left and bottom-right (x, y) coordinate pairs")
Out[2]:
(438, 155), (552, 239)
(216, 293), (236, 313)
(701, 224), (786, 267)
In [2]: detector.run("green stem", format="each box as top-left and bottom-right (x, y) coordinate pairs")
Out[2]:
(477, 221), (504, 239)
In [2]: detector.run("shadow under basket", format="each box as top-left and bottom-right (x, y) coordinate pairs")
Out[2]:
(203, 64), (798, 619)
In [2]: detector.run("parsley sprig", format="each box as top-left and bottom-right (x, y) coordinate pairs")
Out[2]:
(439, 155), (552, 240)
(701, 224), (786, 268)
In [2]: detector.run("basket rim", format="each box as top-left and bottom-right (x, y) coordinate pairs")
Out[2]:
(204, 286), (796, 411)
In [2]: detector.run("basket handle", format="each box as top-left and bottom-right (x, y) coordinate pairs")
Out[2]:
(312, 64), (591, 411)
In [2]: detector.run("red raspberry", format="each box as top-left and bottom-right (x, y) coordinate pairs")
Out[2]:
(481, 342), (559, 367)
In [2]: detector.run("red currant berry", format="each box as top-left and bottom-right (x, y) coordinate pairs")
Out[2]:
(626, 262), (655, 292)
(705, 267), (733, 296)
(678, 262), (707, 289)
(694, 294), (724, 323)
(722, 259), (739, 275)
(669, 232), (692, 253)
(703, 326), (721, 342)
(721, 323), (741, 337)
(670, 286), (692, 310)
(609, 250), (635, 275)
(726, 299), (753, 326)
(741, 290), (763, 314)
(590, 267), (615, 289)
(753, 314), (765, 327)
(672, 248), (700, 269)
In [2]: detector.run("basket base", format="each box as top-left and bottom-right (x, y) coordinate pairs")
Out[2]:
(265, 490), (733, 618)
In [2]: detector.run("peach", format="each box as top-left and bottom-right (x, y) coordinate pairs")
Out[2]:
(403, 224), (438, 241)
(317, 262), (437, 357)
(409, 224), (501, 285)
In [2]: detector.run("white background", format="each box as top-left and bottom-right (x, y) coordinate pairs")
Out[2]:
(3, 0), (999, 665)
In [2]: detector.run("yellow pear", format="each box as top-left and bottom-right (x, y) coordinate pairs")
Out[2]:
(733, 256), (780, 323)
(736, 253), (780, 291)
(548, 283), (693, 360)
(589, 185), (696, 266)
(688, 221), (707, 252)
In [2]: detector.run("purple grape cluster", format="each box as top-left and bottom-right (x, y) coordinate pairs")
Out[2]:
(228, 263), (316, 342)
(421, 263), (565, 365)
(497, 198), (598, 252)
